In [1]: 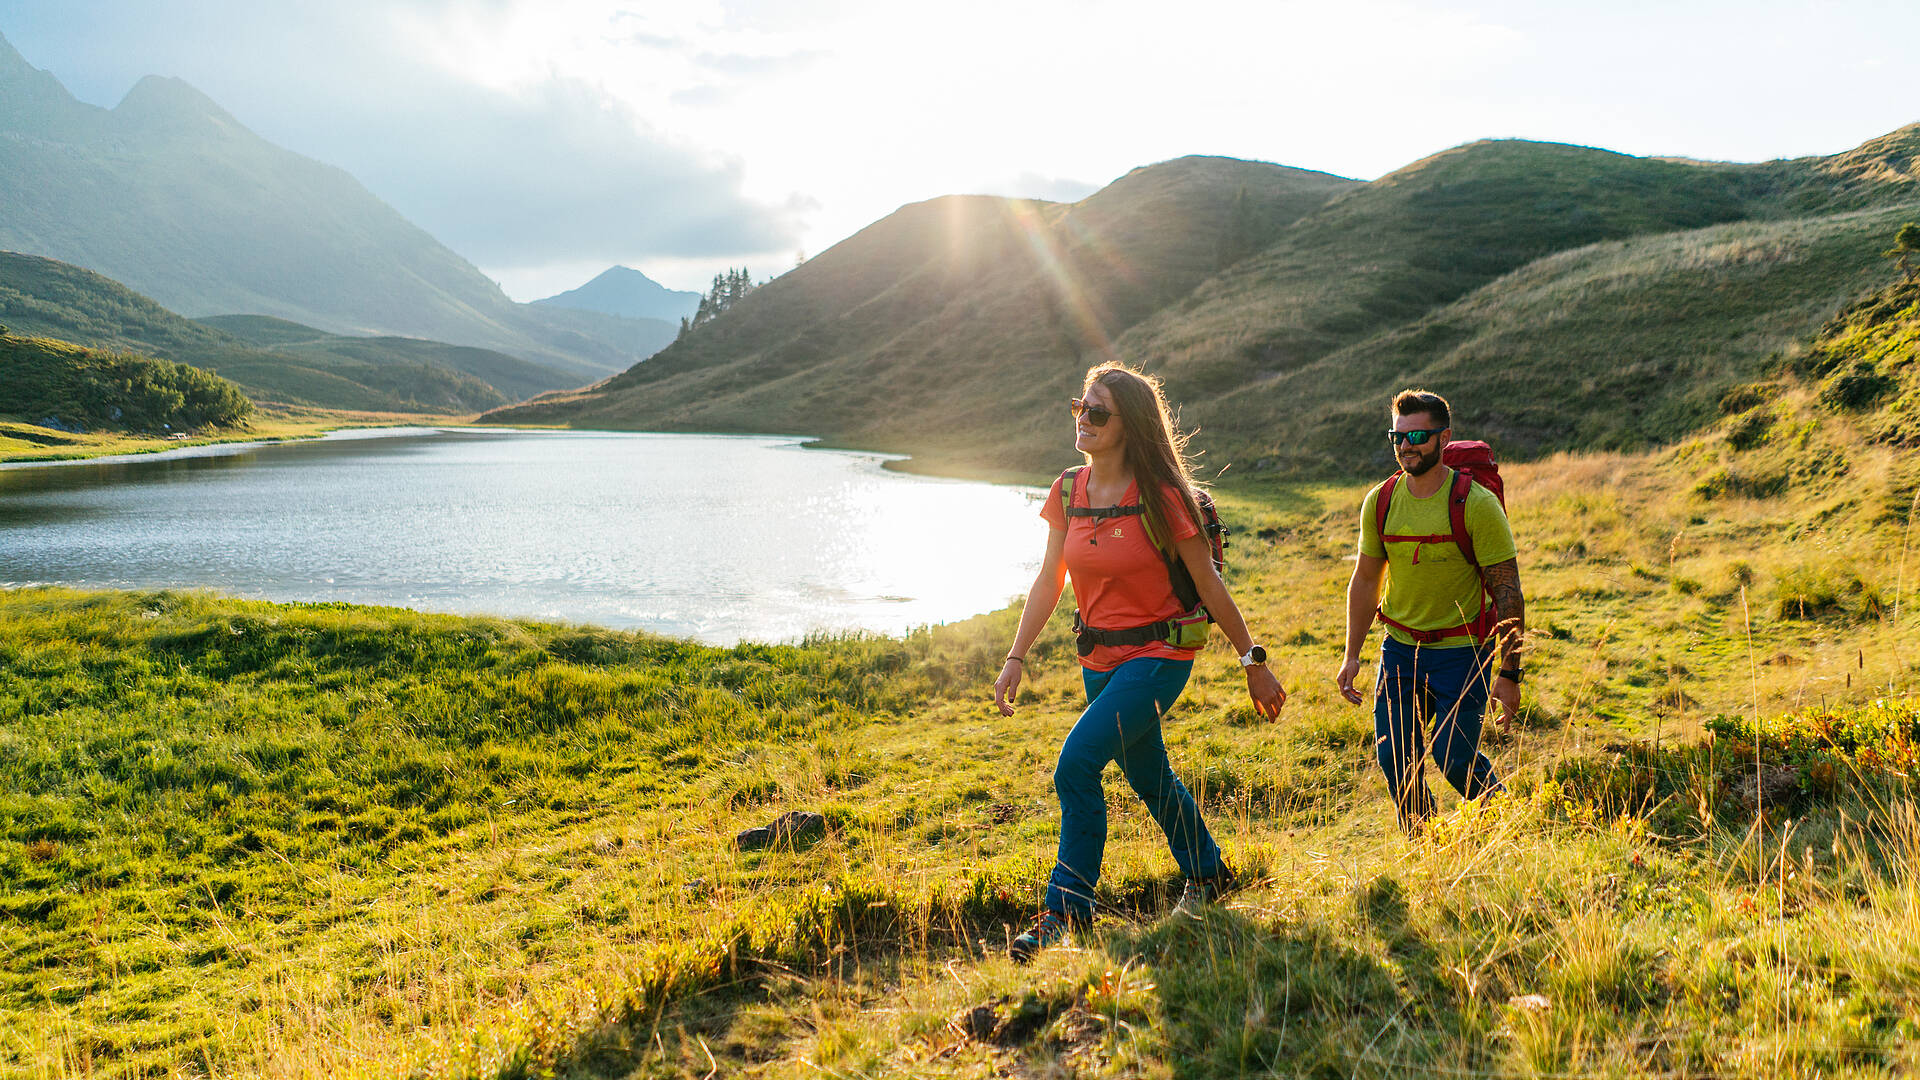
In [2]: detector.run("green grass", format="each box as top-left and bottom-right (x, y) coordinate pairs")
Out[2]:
(0, 331), (251, 432)
(15, 284), (1920, 1078)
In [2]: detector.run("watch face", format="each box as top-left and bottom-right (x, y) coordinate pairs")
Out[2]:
(1247, 646), (1267, 665)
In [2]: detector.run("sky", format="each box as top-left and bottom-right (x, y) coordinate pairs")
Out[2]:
(5, 1), (1917, 300)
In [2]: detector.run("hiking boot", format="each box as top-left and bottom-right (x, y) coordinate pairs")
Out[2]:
(1171, 868), (1238, 918)
(1008, 909), (1073, 964)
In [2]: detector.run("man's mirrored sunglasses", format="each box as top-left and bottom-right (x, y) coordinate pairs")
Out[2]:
(1071, 399), (1114, 427)
(1388, 428), (1446, 446)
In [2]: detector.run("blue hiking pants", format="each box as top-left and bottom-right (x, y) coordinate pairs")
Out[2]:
(1374, 636), (1503, 829)
(1045, 656), (1222, 921)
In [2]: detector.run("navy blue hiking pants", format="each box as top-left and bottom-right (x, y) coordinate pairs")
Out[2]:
(1045, 656), (1223, 921)
(1373, 636), (1503, 829)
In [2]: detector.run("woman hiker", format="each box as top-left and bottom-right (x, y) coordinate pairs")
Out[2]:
(992, 362), (1285, 963)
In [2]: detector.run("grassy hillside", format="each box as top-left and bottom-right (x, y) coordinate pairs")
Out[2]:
(0, 253), (525, 414)
(485, 156), (1360, 459)
(1196, 201), (1920, 476)
(493, 126), (1920, 479)
(14, 287), (1920, 1079)
(0, 33), (667, 376)
(0, 331), (251, 432)
(200, 315), (586, 405)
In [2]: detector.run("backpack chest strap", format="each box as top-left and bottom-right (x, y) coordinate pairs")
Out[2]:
(1065, 504), (1144, 521)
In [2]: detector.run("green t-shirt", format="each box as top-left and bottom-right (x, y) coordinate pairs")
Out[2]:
(1358, 468), (1517, 649)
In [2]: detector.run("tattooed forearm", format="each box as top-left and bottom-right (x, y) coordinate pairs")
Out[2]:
(1482, 558), (1525, 664)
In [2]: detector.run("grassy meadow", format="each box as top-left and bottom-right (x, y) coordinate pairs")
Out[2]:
(12, 284), (1920, 1078)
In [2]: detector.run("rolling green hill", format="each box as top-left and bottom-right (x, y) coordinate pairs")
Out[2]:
(198, 315), (582, 406)
(0, 331), (251, 432)
(486, 155), (1361, 460)
(0, 33), (673, 377)
(0, 252), (541, 414)
(491, 127), (1920, 477)
(1188, 201), (1920, 476)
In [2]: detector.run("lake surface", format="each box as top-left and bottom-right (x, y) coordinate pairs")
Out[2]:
(0, 428), (1048, 644)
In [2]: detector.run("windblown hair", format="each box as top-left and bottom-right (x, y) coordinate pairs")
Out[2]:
(1084, 363), (1203, 550)
(1392, 388), (1452, 430)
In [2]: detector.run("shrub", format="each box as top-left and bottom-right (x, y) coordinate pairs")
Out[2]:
(1718, 383), (1778, 415)
(1773, 564), (1886, 621)
(1819, 362), (1895, 411)
(1724, 406), (1775, 450)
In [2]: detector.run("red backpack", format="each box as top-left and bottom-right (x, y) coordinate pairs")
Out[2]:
(1371, 440), (1504, 644)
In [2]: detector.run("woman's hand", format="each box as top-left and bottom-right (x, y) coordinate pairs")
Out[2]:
(1246, 664), (1285, 719)
(993, 659), (1024, 716)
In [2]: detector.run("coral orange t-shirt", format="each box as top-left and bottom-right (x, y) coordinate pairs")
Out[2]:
(1040, 469), (1201, 672)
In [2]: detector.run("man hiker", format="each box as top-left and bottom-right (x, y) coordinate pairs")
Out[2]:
(1334, 389), (1525, 831)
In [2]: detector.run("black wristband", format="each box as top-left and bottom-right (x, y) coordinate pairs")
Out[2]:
(1005, 655), (1025, 665)
(1498, 668), (1522, 684)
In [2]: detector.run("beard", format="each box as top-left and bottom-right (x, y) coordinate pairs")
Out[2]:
(1402, 445), (1442, 476)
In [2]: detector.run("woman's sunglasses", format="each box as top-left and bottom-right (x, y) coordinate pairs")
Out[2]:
(1387, 428), (1446, 446)
(1070, 399), (1114, 427)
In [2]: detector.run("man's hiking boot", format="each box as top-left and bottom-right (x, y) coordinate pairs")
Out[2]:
(1009, 909), (1073, 963)
(1171, 868), (1238, 918)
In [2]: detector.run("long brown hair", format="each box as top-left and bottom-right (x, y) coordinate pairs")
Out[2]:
(1083, 363), (1203, 550)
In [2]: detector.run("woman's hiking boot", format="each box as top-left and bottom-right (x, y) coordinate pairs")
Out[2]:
(1009, 909), (1074, 963)
(1172, 867), (1239, 918)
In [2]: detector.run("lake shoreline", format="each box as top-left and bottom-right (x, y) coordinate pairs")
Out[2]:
(1, 414), (1061, 487)
(0, 407), (483, 465)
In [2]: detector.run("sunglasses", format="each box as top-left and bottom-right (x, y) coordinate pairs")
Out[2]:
(1388, 428), (1446, 446)
(1070, 399), (1114, 427)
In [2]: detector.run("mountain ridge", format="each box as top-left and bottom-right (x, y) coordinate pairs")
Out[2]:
(0, 33), (675, 379)
(0, 251), (579, 414)
(488, 128), (1920, 476)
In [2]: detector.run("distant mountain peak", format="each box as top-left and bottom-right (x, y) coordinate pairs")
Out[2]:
(113, 74), (241, 130)
(533, 266), (701, 322)
(0, 31), (31, 76)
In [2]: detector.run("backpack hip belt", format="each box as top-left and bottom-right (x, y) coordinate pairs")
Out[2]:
(1071, 607), (1210, 656)
(1071, 609), (1178, 656)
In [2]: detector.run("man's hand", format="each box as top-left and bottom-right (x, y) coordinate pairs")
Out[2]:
(1246, 665), (1285, 719)
(992, 660), (1024, 716)
(1491, 675), (1520, 733)
(1335, 656), (1365, 705)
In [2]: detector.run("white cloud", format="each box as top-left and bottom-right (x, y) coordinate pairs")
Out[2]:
(9, 0), (1920, 296)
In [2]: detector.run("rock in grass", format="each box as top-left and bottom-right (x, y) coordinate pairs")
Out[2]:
(1731, 765), (1801, 814)
(733, 811), (826, 851)
(951, 1001), (1004, 1041)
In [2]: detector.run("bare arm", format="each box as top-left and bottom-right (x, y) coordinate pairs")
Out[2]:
(993, 526), (1069, 715)
(1336, 553), (1387, 704)
(1176, 533), (1284, 719)
(1481, 558), (1525, 665)
(1481, 557), (1525, 729)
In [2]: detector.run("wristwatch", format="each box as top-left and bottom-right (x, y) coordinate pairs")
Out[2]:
(1239, 645), (1268, 668)
(1498, 668), (1523, 683)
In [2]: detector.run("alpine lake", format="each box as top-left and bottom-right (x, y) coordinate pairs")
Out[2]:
(0, 428), (1046, 644)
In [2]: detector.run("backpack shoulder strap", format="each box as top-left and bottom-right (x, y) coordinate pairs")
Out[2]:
(1060, 466), (1084, 518)
(1448, 468), (1480, 568)
(1374, 472), (1402, 542)
(1140, 494), (1165, 553)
